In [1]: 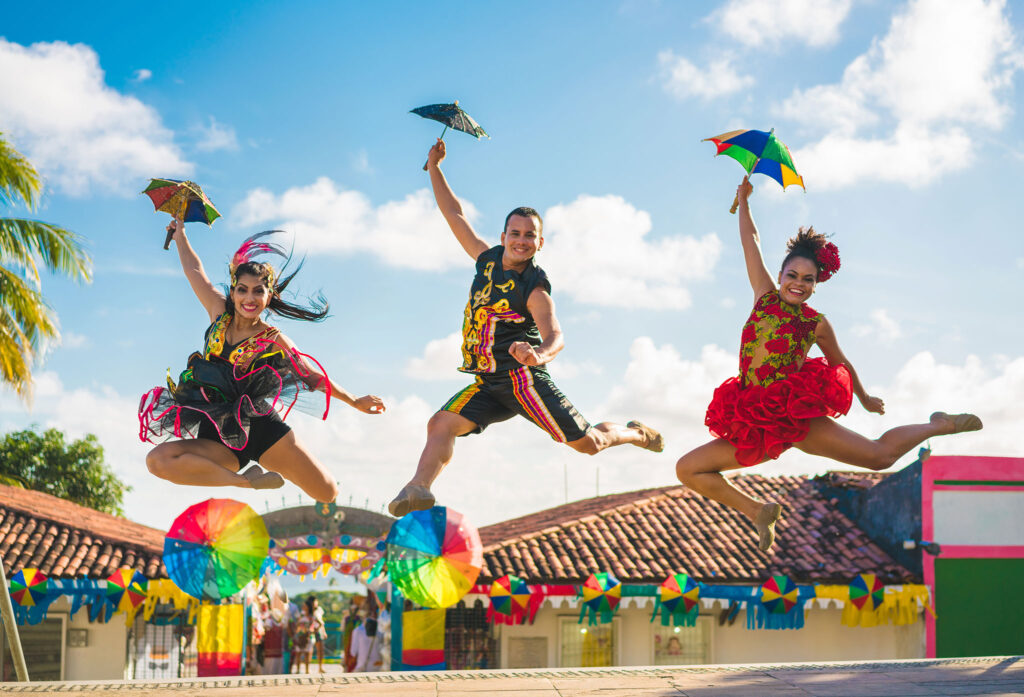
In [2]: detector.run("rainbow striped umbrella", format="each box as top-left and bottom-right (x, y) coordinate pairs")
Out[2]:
(9, 568), (48, 607)
(760, 574), (798, 615)
(164, 499), (269, 601)
(849, 573), (885, 611)
(386, 506), (483, 609)
(490, 575), (531, 617)
(107, 568), (149, 613)
(704, 128), (804, 213)
(580, 572), (621, 624)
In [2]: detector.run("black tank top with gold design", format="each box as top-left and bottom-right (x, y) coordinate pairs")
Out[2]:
(459, 245), (551, 374)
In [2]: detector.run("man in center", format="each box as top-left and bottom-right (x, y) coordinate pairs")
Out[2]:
(388, 139), (665, 517)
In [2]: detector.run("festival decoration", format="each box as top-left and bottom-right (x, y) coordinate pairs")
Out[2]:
(386, 506), (483, 609)
(579, 572), (622, 625)
(106, 568), (149, 623)
(142, 178), (221, 249)
(267, 532), (387, 579)
(411, 101), (489, 169)
(401, 607), (447, 671)
(653, 572), (700, 627)
(849, 573), (885, 612)
(760, 574), (799, 615)
(9, 568), (48, 607)
(197, 603), (244, 677)
(163, 498), (269, 601)
(487, 574), (537, 625)
(703, 128), (804, 213)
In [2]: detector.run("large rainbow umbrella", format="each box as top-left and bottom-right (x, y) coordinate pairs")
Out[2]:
(660, 572), (700, 614)
(164, 499), (269, 601)
(107, 568), (149, 613)
(386, 506), (483, 609)
(849, 573), (885, 612)
(490, 575), (531, 617)
(704, 128), (804, 213)
(760, 574), (799, 615)
(9, 568), (48, 607)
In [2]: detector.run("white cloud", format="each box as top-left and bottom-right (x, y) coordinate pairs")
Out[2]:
(194, 116), (239, 152)
(60, 331), (90, 349)
(405, 331), (464, 381)
(541, 194), (722, 309)
(547, 358), (603, 380)
(712, 0), (854, 48)
(852, 308), (902, 343)
(658, 50), (754, 100)
(233, 178), (474, 271)
(0, 39), (191, 196)
(131, 68), (152, 83)
(778, 0), (1023, 190)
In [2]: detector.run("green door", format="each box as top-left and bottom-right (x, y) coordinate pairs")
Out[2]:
(934, 558), (1024, 657)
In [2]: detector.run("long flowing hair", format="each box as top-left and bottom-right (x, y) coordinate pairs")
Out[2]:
(226, 231), (329, 322)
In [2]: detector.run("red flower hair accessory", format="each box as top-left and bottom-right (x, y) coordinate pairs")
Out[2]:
(228, 233), (286, 290)
(815, 242), (841, 282)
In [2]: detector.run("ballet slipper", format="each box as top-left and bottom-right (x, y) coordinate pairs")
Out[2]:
(753, 502), (783, 553)
(627, 420), (665, 453)
(388, 484), (436, 518)
(241, 465), (285, 490)
(930, 412), (983, 434)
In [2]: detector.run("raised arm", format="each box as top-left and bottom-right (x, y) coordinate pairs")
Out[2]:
(169, 218), (226, 321)
(277, 333), (386, 414)
(815, 317), (885, 414)
(509, 288), (564, 367)
(736, 177), (776, 299)
(426, 140), (489, 260)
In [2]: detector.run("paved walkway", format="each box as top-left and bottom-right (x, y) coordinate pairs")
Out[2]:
(1, 656), (1021, 696)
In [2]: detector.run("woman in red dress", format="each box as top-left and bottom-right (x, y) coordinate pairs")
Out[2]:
(675, 178), (982, 552)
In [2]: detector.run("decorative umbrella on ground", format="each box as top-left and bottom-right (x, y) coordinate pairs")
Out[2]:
(8, 568), (48, 607)
(142, 178), (222, 249)
(703, 128), (804, 213)
(385, 506), (483, 609)
(106, 568), (148, 614)
(580, 572), (622, 625)
(849, 573), (885, 611)
(655, 572), (701, 626)
(164, 499), (269, 601)
(411, 101), (489, 170)
(760, 574), (799, 615)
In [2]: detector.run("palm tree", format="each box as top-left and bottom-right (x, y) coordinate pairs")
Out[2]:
(1, 133), (92, 399)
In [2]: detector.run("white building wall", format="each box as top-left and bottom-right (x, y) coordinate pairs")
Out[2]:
(50, 597), (129, 680)
(495, 597), (925, 668)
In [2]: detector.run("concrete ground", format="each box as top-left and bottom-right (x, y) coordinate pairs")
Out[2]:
(1, 656), (1021, 696)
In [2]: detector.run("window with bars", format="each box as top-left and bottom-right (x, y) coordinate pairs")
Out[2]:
(1, 616), (65, 681)
(128, 607), (197, 679)
(559, 617), (618, 667)
(444, 599), (498, 670)
(651, 617), (712, 665)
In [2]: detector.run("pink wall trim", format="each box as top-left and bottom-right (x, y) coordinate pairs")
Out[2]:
(921, 455), (1024, 658)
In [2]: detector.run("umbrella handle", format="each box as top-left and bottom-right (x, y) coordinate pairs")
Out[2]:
(729, 193), (740, 215)
(422, 127), (449, 171)
(163, 228), (175, 250)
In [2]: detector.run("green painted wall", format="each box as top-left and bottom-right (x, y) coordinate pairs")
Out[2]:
(935, 558), (1024, 657)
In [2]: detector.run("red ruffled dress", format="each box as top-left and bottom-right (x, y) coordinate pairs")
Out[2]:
(705, 290), (853, 466)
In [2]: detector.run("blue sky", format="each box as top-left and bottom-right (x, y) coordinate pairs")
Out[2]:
(1, 1), (1022, 543)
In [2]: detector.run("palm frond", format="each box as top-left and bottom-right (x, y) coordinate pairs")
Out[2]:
(0, 133), (41, 211)
(0, 310), (34, 399)
(0, 265), (59, 350)
(0, 218), (92, 283)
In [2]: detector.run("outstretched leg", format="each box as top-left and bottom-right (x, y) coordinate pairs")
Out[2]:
(675, 439), (782, 551)
(259, 431), (338, 503)
(389, 410), (478, 516)
(147, 439), (250, 488)
(566, 420), (664, 455)
(795, 412), (982, 470)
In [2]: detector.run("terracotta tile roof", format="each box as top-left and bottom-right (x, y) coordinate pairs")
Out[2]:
(0, 484), (166, 579)
(479, 472), (915, 585)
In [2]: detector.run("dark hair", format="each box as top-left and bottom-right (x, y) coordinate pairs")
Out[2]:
(304, 595), (317, 611)
(781, 226), (828, 279)
(226, 231), (329, 322)
(504, 206), (543, 234)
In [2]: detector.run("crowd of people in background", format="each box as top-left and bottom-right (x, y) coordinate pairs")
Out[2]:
(244, 578), (388, 675)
